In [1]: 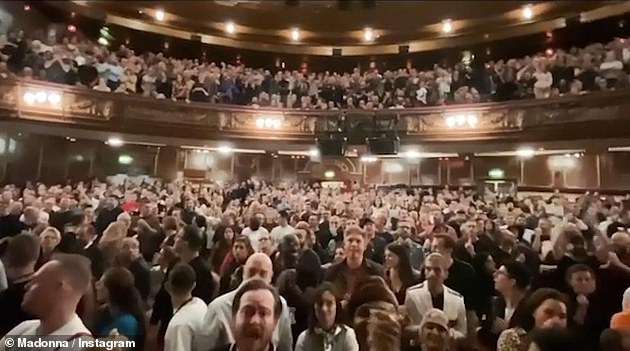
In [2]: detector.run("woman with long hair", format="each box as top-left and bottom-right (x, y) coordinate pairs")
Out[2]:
(218, 235), (254, 294)
(211, 226), (236, 272)
(384, 243), (420, 305)
(497, 288), (568, 351)
(296, 282), (359, 351)
(94, 267), (146, 350)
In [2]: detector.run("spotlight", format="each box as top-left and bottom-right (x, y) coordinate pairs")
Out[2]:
(23, 92), (35, 105)
(522, 4), (533, 20)
(545, 48), (554, 56)
(441, 19), (453, 34)
(291, 28), (300, 41)
(155, 9), (165, 21)
(225, 21), (236, 34)
(67, 24), (77, 33)
(516, 147), (535, 158)
(107, 137), (124, 147)
(47, 92), (61, 106)
(404, 150), (422, 159)
(466, 114), (478, 127)
(573, 153), (581, 158)
(23, 4), (30, 11)
(35, 91), (47, 103)
(363, 27), (374, 42)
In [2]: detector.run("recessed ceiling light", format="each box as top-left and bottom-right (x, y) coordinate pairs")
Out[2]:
(363, 27), (374, 42)
(291, 28), (300, 41)
(522, 4), (533, 20)
(225, 21), (236, 34)
(155, 9), (165, 21)
(441, 19), (453, 34)
(107, 137), (124, 147)
(516, 147), (535, 158)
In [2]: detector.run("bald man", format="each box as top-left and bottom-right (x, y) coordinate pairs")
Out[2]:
(197, 253), (293, 351)
(0, 254), (93, 349)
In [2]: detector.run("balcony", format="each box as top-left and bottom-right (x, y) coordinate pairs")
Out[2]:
(1, 78), (630, 143)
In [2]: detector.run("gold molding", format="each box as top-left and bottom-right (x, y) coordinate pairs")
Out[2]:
(61, 1), (630, 56)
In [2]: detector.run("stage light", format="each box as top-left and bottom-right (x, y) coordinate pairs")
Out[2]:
(107, 137), (124, 147)
(35, 91), (47, 103)
(255, 116), (282, 129)
(155, 9), (165, 21)
(225, 21), (236, 34)
(324, 170), (335, 179)
(522, 4), (533, 20)
(67, 24), (77, 33)
(545, 48), (554, 56)
(291, 28), (300, 41)
(441, 19), (453, 34)
(516, 147), (535, 158)
(363, 27), (374, 42)
(445, 116), (456, 128)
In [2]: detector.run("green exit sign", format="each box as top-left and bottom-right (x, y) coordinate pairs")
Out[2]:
(488, 168), (505, 179)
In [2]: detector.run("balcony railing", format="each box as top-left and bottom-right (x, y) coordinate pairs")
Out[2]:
(1, 78), (630, 141)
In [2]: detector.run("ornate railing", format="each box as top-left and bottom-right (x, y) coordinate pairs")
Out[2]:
(1, 78), (630, 141)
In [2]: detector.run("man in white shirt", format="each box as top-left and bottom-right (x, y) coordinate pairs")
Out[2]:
(270, 211), (294, 243)
(197, 253), (293, 351)
(0, 254), (93, 351)
(164, 263), (207, 351)
(241, 215), (270, 252)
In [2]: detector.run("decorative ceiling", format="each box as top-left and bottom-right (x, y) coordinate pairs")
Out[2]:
(50, 0), (629, 55)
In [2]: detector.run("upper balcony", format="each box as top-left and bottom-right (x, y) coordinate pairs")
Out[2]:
(1, 78), (630, 144)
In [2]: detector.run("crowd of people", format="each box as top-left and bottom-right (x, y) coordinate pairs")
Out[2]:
(1, 26), (630, 110)
(0, 178), (629, 351)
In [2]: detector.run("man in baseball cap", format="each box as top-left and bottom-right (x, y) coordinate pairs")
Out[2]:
(419, 308), (451, 351)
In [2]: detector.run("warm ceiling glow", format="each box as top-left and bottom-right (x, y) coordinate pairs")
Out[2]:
(360, 156), (378, 163)
(516, 147), (535, 158)
(225, 21), (236, 34)
(363, 27), (374, 42)
(218, 146), (233, 154)
(324, 170), (335, 179)
(107, 137), (124, 147)
(291, 28), (300, 41)
(155, 9), (165, 21)
(441, 19), (453, 34)
(309, 148), (319, 157)
(522, 4), (533, 20)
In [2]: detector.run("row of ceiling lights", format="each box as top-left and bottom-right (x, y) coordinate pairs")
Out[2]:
(150, 4), (535, 43)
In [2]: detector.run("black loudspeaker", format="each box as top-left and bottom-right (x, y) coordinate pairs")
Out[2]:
(399, 45), (409, 54)
(332, 48), (342, 57)
(367, 136), (400, 155)
(317, 136), (347, 156)
(190, 34), (202, 42)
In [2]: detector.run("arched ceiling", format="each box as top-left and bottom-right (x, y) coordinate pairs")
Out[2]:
(52, 0), (629, 55)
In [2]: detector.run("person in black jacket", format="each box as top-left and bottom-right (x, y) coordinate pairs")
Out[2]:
(116, 237), (152, 303)
(76, 224), (105, 279)
(95, 195), (123, 235)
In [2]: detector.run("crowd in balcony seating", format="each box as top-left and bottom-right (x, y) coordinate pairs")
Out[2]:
(1, 28), (630, 110)
(1, 176), (630, 351)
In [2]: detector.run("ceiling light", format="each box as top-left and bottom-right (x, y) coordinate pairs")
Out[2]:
(445, 116), (456, 128)
(360, 156), (377, 163)
(522, 4), (533, 20)
(404, 150), (422, 159)
(441, 19), (453, 34)
(155, 9), (165, 21)
(23, 92), (35, 105)
(291, 28), (300, 41)
(466, 114), (479, 127)
(97, 37), (109, 46)
(35, 91), (47, 103)
(309, 148), (319, 157)
(363, 27), (374, 42)
(516, 147), (535, 158)
(107, 137), (124, 147)
(225, 21), (236, 34)
(24, 4), (30, 11)
(218, 146), (233, 154)
(324, 170), (335, 179)
(67, 24), (77, 33)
